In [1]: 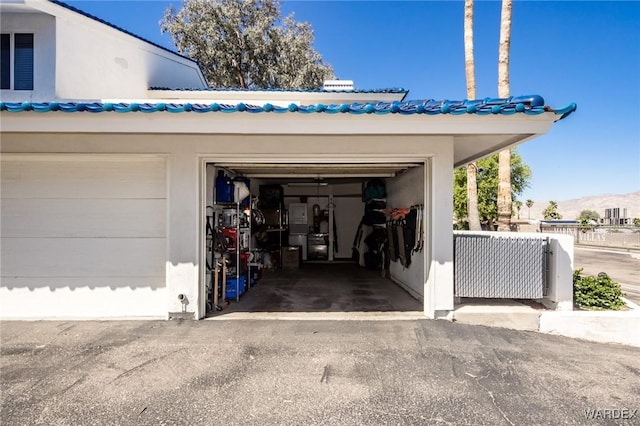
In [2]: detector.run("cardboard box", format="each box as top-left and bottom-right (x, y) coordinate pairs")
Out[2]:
(282, 246), (301, 269)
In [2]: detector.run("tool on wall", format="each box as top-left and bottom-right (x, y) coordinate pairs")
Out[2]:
(212, 259), (228, 312)
(207, 203), (231, 312)
(221, 257), (227, 305)
(412, 204), (425, 253)
(213, 260), (220, 310)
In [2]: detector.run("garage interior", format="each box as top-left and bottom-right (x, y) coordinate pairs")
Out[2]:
(203, 161), (427, 316)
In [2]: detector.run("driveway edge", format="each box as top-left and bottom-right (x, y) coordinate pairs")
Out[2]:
(539, 300), (640, 347)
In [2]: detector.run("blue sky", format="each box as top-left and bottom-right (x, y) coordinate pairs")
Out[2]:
(67, 0), (640, 202)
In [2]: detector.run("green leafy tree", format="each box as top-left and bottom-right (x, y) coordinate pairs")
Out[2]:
(161, 0), (334, 89)
(634, 218), (640, 227)
(454, 150), (531, 229)
(577, 209), (600, 224)
(542, 201), (562, 220)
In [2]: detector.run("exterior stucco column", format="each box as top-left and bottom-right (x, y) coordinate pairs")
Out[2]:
(166, 150), (201, 318)
(426, 142), (455, 318)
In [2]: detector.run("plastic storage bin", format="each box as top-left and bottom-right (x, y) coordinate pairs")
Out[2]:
(215, 171), (234, 203)
(225, 276), (246, 299)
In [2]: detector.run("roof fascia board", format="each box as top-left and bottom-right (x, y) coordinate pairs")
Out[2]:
(139, 91), (405, 104)
(0, 110), (557, 136)
(0, 0), (28, 10)
(453, 133), (539, 167)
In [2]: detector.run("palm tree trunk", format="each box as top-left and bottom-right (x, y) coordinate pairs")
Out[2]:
(464, 0), (482, 231)
(464, 0), (476, 100)
(496, 0), (513, 232)
(497, 149), (511, 231)
(467, 164), (481, 230)
(498, 0), (512, 99)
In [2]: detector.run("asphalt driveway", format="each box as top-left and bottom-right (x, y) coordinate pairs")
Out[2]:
(1, 319), (639, 425)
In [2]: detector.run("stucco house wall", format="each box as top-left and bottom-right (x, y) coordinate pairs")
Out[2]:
(0, 1), (206, 103)
(53, 8), (206, 100)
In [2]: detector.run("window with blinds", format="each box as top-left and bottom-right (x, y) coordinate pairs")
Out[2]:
(0, 34), (9, 90)
(14, 34), (33, 90)
(0, 33), (34, 91)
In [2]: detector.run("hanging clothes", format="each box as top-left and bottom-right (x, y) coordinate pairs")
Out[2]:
(363, 227), (386, 270)
(352, 223), (374, 268)
(384, 208), (410, 221)
(414, 205), (424, 252)
(386, 204), (425, 267)
(403, 208), (417, 251)
(395, 223), (409, 268)
(362, 209), (386, 225)
(387, 223), (398, 262)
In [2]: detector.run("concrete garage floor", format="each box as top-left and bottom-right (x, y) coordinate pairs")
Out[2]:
(209, 262), (424, 318)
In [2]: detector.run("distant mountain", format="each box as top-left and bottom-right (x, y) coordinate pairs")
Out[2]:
(522, 191), (640, 221)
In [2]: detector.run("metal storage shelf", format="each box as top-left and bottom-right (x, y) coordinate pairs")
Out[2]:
(207, 194), (253, 311)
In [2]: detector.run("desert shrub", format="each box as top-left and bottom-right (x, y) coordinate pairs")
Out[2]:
(573, 269), (626, 310)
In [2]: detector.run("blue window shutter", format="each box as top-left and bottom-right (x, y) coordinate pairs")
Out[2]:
(0, 34), (9, 90)
(14, 33), (33, 91)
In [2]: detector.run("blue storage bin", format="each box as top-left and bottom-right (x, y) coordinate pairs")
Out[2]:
(225, 276), (246, 299)
(216, 171), (234, 203)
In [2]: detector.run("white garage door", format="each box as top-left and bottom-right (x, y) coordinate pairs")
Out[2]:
(0, 155), (167, 318)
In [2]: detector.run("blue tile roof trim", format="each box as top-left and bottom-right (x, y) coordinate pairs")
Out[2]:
(49, 0), (196, 64)
(0, 96), (577, 119)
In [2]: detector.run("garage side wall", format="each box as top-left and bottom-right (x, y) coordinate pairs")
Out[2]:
(386, 166), (425, 297)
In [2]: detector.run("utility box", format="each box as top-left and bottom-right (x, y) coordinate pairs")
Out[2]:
(308, 233), (328, 260)
(282, 246), (301, 269)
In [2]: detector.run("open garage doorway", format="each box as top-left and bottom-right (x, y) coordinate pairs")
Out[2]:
(200, 159), (430, 318)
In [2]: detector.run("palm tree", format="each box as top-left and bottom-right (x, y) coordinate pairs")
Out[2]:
(464, 0), (481, 231)
(496, 0), (513, 232)
(514, 200), (522, 219)
(526, 199), (534, 219)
